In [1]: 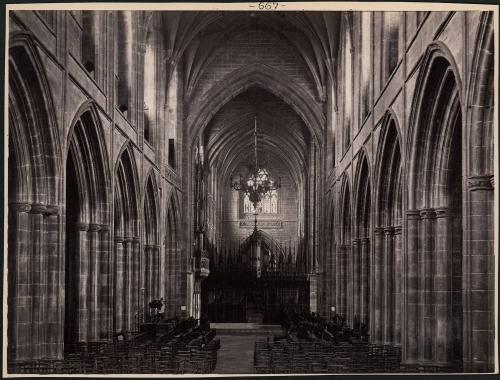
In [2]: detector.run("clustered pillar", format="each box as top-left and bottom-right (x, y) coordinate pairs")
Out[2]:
(114, 235), (125, 332)
(373, 227), (384, 343)
(114, 235), (142, 333)
(403, 207), (461, 369)
(73, 222), (113, 342)
(463, 175), (495, 372)
(8, 202), (63, 362)
(371, 225), (401, 346)
(360, 237), (370, 325)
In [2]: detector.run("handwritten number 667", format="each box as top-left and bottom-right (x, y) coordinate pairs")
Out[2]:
(258, 2), (279, 10)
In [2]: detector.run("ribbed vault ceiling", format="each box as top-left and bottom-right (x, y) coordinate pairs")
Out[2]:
(158, 11), (339, 190)
(205, 88), (310, 188)
(161, 11), (341, 101)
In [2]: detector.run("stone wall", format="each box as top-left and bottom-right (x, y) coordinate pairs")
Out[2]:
(322, 11), (495, 372)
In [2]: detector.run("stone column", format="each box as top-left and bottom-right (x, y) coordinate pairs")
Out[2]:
(8, 202), (32, 361)
(465, 175), (494, 372)
(145, 244), (153, 304)
(419, 208), (436, 362)
(98, 225), (111, 339)
(383, 226), (395, 344)
(139, 242), (146, 322)
(88, 223), (101, 340)
(352, 238), (361, 324)
(114, 235), (124, 332)
(75, 222), (89, 342)
(360, 237), (370, 325)
(404, 210), (420, 363)
(394, 225), (402, 345)
(43, 205), (62, 358)
(434, 207), (452, 366)
(153, 244), (161, 299)
(338, 244), (347, 316)
(30, 203), (47, 358)
(345, 243), (353, 324)
(132, 237), (140, 331)
(335, 243), (341, 316)
(123, 237), (133, 331)
(327, 243), (337, 316)
(373, 227), (384, 343)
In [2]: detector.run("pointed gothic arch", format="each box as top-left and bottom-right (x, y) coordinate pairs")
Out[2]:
(372, 112), (402, 346)
(467, 11), (494, 176)
(164, 190), (181, 317)
(143, 170), (161, 314)
(113, 142), (140, 333)
(353, 151), (371, 328)
(461, 11), (495, 372)
(404, 43), (464, 369)
(186, 63), (325, 147)
(336, 174), (351, 320)
(64, 101), (112, 350)
(7, 33), (63, 362)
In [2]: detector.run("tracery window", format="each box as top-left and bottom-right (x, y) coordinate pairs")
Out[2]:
(243, 189), (278, 214)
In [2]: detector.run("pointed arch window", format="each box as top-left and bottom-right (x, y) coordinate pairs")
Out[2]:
(242, 169), (278, 214)
(244, 189), (278, 214)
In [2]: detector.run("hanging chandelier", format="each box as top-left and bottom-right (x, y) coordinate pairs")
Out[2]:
(230, 116), (281, 212)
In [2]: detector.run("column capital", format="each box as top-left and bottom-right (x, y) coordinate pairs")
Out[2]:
(99, 224), (110, 232)
(394, 225), (402, 235)
(435, 207), (453, 218)
(419, 208), (436, 219)
(114, 235), (124, 243)
(468, 174), (494, 191)
(123, 237), (134, 243)
(75, 222), (89, 231)
(9, 202), (31, 213)
(132, 236), (141, 244)
(374, 227), (385, 235)
(352, 238), (361, 245)
(360, 237), (370, 245)
(144, 243), (153, 250)
(137, 42), (147, 54)
(44, 204), (60, 215)
(89, 223), (102, 232)
(30, 203), (47, 214)
(406, 209), (421, 220)
(383, 226), (395, 235)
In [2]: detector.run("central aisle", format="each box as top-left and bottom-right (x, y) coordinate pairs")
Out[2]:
(214, 334), (259, 374)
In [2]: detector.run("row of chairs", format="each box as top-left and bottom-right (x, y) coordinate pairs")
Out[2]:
(10, 341), (220, 374)
(254, 339), (403, 373)
(9, 323), (220, 374)
(255, 338), (460, 374)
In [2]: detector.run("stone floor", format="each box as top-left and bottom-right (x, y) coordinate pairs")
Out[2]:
(214, 334), (261, 374)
